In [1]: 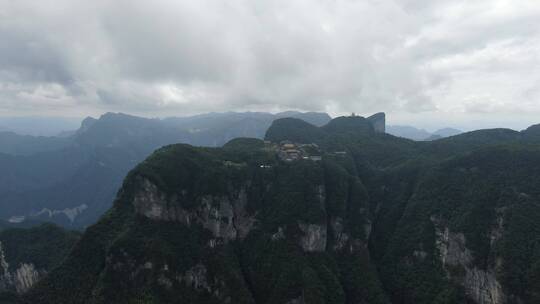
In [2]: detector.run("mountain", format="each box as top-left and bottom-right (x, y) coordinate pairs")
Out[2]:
(13, 115), (540, 303)
(433, 127), (462, 138)
(0, 117), (81, 137)
(367, 112), (386, 133)
(386, 125), (432, 140)
(0, 224), (79, 296)
(0, 111), (331, 228)
(0, 132), (71, 156)
(162, 111), (331, 147)
(387, 125), (462, 141)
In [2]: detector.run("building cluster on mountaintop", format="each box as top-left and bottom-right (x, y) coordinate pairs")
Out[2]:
(275, 141), (322, 162)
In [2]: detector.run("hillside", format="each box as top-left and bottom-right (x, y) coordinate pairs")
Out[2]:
(0, 111), (331, 228)
(0, 224), (79, 297)
(13, 114), (540, 303)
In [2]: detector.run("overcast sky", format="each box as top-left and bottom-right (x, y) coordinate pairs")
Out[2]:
(0, 0), (539, 130)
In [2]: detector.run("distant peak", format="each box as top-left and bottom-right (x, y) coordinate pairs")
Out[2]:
(77, 116), (97, 134)
(433, 127), (462, 137)
(275, 111), (301, 116)
(100, 112), (131, 119)
(367, 112), (386, 133)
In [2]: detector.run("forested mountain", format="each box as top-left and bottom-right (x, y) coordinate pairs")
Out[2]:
(0, 224), (79, 300)
(0, 112), (330, 228)
(10, 114), (540, 303)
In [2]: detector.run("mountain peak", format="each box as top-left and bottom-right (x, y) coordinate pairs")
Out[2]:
(322, 115), (375, 136)
(265, 117), (324, 143)
(76, 116), (97, 135)
(367, 112), (386, 133)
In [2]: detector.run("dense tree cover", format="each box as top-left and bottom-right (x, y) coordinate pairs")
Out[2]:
(0, 223), (80, 272)
(0, 112), (330, 228)
(0, 223), (79, 302)
(265, 118), (326, 144)
(17, 116), (540, 303)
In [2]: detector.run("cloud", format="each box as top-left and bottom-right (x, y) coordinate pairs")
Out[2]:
(0, 0), (539, 124)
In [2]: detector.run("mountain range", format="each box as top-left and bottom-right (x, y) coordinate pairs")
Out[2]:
(0, 114), (536, 303)
(386, 125), (462, 141)
(0, 117), (81, 137)
(0, 111), (331, 228)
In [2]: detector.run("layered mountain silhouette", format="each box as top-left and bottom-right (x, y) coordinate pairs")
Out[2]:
(387, 125), (462, 141)
(3, 114), (538, 304)
(0, 111), (331, 228)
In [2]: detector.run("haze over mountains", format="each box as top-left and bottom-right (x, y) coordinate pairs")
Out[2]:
(1, 1), (539, 303)
(386, 125), (463, 141)
(0, 111), (331, 228)
(1, 114), (536, 304)
(0, 117), (81, 137)
(0, 111), (528, 229)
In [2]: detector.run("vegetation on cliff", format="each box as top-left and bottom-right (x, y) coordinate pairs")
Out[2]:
(16, 115), (540, 304)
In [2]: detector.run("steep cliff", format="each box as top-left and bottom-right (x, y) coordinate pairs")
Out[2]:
(367, 113), (386, 133)
(0, 224), (79, 296)
(23, 138), (388, 304)
(20, 116), (540, 304)
(377, 147), (540, 304)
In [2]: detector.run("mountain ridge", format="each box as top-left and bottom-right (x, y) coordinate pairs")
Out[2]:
(11, 114), (540, 303)
(0, 111), (332, 228)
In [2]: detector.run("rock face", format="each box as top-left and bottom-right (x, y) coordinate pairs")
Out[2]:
(330, 217), (349, 251)
(13, 263), (41, 293)
(0, 241), (43, 294)
(0, 224), (79, 298)
(24, 124), (540, 304)
(0, 241), (12, 291)
(27, 142), (383, 304)
(177, 264), (211, 292)
(133, 178), (256, 243)
(367, 112), (386, 133)
(298, 222), (327, 252)
(433, 219), (505, 304)
(76, 116), (97, 135)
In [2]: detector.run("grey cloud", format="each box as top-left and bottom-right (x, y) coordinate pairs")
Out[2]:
(0, 29), (73, 84)
(0, 0), (539, 125)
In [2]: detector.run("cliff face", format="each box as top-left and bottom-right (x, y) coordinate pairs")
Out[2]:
(0, 243), (43, 294)
(133, 177), (256, 243)
(367, 112), (386, 133)
(0, 224), (78, 295)
(433, 218), (505, 304)
(23, 119), (540, 304)
(377, 147), (540, 304)
(23, 140), (386, 304)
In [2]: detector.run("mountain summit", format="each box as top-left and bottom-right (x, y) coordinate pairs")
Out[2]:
(0, 111), (331, 228)
(17, 115), (540, 304)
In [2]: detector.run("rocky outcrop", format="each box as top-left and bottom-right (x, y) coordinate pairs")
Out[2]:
(330, 217), (349, 251)
(296, 184), (328, 252)
(367, 112), (386, 133)
(271, 227), (285, 241)
(0, 241), (43, 294)
(433, 218), (505, 304)
(298, 222), (327, 252)
(76, 116), (97, 135)
(0, 241), (12, 291)
(133, 178), (256, 243)
(177, 264), (211, 292)
(13, 263), (40, 293)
